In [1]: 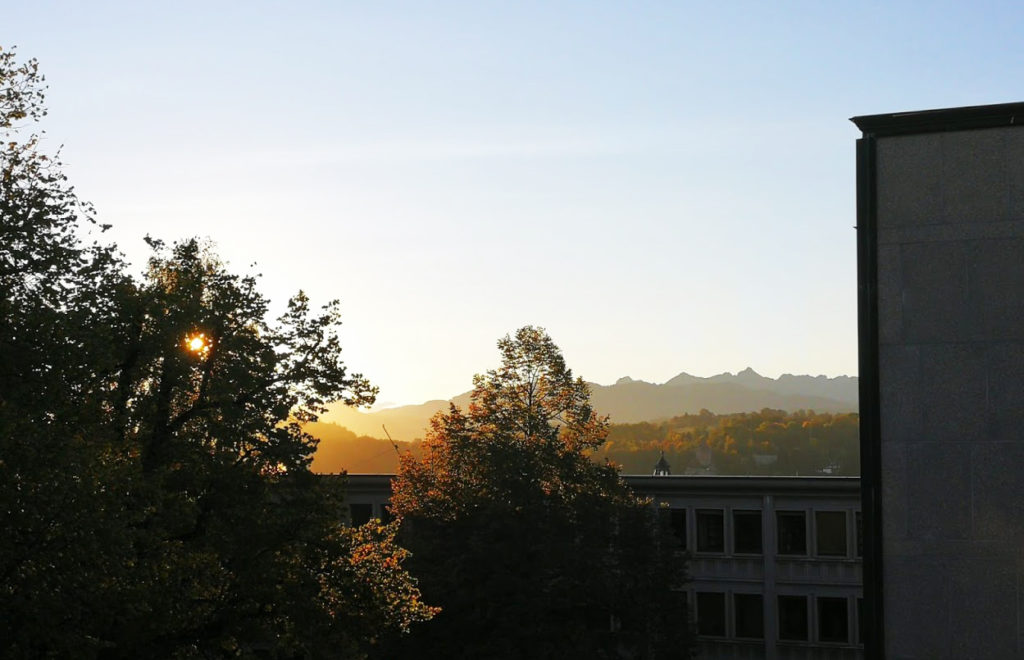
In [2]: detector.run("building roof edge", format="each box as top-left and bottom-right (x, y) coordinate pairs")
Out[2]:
(851, 101), (1024, 137)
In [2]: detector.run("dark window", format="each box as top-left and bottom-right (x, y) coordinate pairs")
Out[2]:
(734, 593), (764, 639)
(733, 510), (763, 554)
(696, 592), (726, 636)
(777, 511), (807, 555)
(818, 597), (849, 643)
(584, 606), (611, 632)
(349, 503), (372, 526)
(380, 505), (393, 524)
(778, 595), (808, 641)
(670, 508), (687, 549)
(856, 511), (863, 557)
(857, 598), (864, 645)
(696, 510), (724, 553)
(815, 511), (847, 557)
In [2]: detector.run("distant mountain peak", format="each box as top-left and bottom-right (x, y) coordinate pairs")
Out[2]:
(708, 368), (767, 384)
(664, 371), (699, 386)
(613, 376), (656, 386)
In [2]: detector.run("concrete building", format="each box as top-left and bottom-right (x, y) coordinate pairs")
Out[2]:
(344, 473), (863, 660)
(852, 103), (1024, 659)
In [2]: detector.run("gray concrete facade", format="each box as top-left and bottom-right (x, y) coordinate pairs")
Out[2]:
(854, 105), (1024, 659)
(633, 476), (863, 660)
(345, 474), (864, 660)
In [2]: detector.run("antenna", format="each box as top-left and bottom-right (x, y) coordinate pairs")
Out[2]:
(382, 425), (402, 458)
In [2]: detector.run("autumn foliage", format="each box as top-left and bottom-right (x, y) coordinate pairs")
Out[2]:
(599, 409), (860, 475)
(387, 327), (692, 659)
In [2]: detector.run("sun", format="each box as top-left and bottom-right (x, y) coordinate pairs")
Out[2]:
(185, 333), (210, 355)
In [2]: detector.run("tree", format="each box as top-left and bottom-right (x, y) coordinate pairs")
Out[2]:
(390, 327), (692, 659)
(1, 46), (434, 658)
(1, 45), (139, 657)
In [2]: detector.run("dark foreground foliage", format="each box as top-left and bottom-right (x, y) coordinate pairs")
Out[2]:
(0, 46), (433, 659)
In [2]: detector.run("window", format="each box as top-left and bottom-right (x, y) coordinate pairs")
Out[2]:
(778, 595), (809, 641)
(349, 503), (372, 526)
(733, 510), (763, 554)
(818, 597), (849, 643)
(380, 504), (393, 524)
(584, 606), (612, 632)
(777, 511), (807, 555)
(734, 593), (764, 639)
(696, 592), (726, 636)
(696, 510), (724, 553)
(670, 508), (687, 549)
(815, 511), (847, 557)
(856, 511), (863, 557)
(857, 598), (864, 645)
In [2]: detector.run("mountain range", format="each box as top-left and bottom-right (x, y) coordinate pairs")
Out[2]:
(319, 368), (858, 442)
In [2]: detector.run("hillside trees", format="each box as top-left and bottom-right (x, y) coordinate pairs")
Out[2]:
(0, 46), (433, 658)
(390, 327), (692, 659)
(600, 410), (860, 475)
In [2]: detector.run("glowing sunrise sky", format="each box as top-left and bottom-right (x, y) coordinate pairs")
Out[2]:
(9, 2), (1024, 407)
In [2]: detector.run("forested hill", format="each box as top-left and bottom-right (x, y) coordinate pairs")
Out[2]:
(309, 409), (860, 477)
(307, 421), (418, 474)
(596, 409), (859, 476)
(320, 368), (858, 442)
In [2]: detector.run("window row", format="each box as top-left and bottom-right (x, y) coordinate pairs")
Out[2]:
(696, 592), (864, 645)
(668, 507), (862, 558)
(348, 502), (392, 526)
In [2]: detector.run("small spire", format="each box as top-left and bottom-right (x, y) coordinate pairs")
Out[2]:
(653, 451), (671, 476)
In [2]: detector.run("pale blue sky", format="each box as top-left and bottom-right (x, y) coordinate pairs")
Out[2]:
(9, 2), (1024, 406)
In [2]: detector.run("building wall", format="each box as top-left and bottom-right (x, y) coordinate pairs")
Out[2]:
(635, 476), (862, 660)
(345, 474), (863, 660)
(855, 106), (1024, 659)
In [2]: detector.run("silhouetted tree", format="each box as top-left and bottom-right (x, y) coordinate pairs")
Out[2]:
(390, 327), (692, 659)
(0, 46), (434, 659)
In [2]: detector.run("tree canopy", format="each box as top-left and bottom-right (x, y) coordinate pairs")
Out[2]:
(599, 409), (860, 476)
(390, 327), (692, 659)
(0, 46), (434, 659)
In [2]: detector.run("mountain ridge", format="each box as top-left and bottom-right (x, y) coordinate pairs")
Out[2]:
(320, 368), (858, 442)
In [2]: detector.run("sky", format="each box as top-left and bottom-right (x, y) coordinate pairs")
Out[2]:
(8, 2), (1024, 407)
